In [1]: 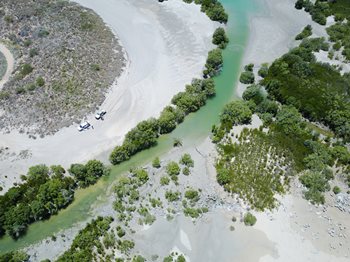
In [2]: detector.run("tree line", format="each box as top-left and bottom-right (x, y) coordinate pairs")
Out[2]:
(0, 160), (108, 239)
(182, 0), (228, 24)
(110, 28), (228, 165)
(214, 26), (350, 206)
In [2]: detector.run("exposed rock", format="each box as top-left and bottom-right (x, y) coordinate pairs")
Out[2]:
(335, 193), (350, 213)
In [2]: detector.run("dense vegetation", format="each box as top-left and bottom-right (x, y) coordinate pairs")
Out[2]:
(262, 37), (350, 142)
(296, 0), (350, 23)
(183, 0), (228, 24)
(213, 87), (349, 207)
(295, 0), (331, 25)
(295, 0), (350, 59)
(69, 160), (109, 188)
(203, 48), (223, 77)
(0, 165), (75, 239)
(109, 78), (215, 165)
(56, 216), (114, 261)
(327, 20), (350, 60)
(214, 24), (350, 206)
(0, 52), (6, 80)
(239, 64), (255, 84)
(0, 251), (29, 262)
(212, 27), (229, 49)
(213, 95), (299, 209)
(215, 127), (293, 210)
(0, 160), (107, 239)
(110, 27), (228, 165)
(295, 25), (312, 40)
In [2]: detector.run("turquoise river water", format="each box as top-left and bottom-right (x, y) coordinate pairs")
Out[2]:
(0, 0), (260, 253)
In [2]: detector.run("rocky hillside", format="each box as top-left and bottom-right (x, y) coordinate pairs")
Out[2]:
(0, 0), (125, 136)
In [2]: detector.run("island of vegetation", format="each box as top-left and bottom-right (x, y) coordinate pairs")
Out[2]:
(0, 0), (124, 136)
(0, 160), (108, 240)
(213, 0), (350, 211)
(109, 27), (227, 165)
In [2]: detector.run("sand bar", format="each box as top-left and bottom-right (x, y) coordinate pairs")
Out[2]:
(0, 0), (217, 193)
(236, 0), (328, 97)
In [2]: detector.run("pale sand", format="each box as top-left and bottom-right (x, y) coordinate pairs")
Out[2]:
(236, 0), (328, 97)
(256, 190), (350, 261)
(133, 213), (275, 262)
(24, 137), (350, 262)
(25, 137), (275, 262)
(314, 50), (350, 74)
(0, 0), (217, 194)
(0, 43), (14, 90)
(126, 138), (276, 262)
(234, 2), (350, 260)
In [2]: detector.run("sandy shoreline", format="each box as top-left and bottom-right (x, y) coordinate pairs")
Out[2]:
(25, 137), (276, 262)
(0, 0), (217, 193)
(236, 0), (328, 97)
(24, 135), (350, 262)
(235, 1), (350, 261)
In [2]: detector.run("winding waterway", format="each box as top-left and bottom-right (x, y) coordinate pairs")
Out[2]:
(0, 0), (260, 253)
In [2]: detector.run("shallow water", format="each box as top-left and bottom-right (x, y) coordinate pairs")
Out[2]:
(0, 0), (260, 254)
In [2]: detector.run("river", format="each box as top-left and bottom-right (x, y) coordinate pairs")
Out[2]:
(0, 0), (260, 254)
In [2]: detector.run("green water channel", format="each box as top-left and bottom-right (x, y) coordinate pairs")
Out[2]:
(0, 0), (260, 253)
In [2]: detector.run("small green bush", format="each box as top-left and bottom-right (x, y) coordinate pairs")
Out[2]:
(20, 64), (33, 77)
(36, 77), (45, 87)
(0, 91), (10, 100)
(152, 157), (161, 168)
(244, 63), (254, 72)
(295, 25), (312, 40)
(258, 63), (269, 78)
(212, 27), (229, 49)
(182, 166), (190, 176)
(166, 161), (180, 176)
(333, 186), (341, 194)
(90, 64), (101, 71)
(180, 153), (194, 167)
(15, 86), (26, 94)
(203, 48), (223, 77)
(165, 190), (181, 202)
(26, 83), (37, 92)
(29, 48), (38, 57)
(160, 176), (170, 186)
(243, 212), (257, 226)
(239, 71), (255, 84)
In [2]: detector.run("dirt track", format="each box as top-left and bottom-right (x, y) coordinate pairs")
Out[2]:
(0, 43), (14, 90)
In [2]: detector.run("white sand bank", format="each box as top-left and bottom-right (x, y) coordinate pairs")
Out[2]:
(236, 0), (328, 97)
(0, 0), (217, 193)
(24, 133), (350, 262)
(256, 192), (350, 262)
(314, 50), (350, 74)
(134, 213), (275, 262)
(130, 138), (276, 262)
(0, 43), (14, 90)
(24, 137), (275, 262)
